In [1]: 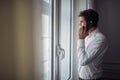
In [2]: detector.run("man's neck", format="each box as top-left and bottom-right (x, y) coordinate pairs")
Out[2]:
(88, 27), (96, 35)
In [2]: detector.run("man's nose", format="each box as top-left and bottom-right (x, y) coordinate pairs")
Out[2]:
(80, 23), (83, 27)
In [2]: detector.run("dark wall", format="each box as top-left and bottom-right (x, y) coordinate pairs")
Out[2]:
(0, 1), (14, 80)
(0, 0), (34, 80)
(93, 0), (120, 79)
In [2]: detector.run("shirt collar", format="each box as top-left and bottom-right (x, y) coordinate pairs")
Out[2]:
(88, 28), (99, 37)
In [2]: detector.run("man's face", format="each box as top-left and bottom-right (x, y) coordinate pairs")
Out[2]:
(79, 16), (86, 28)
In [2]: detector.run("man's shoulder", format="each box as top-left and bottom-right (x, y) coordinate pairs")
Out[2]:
(95, 31), (107, 41)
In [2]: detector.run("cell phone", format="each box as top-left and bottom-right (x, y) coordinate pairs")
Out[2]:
(86, 22), (93, 31)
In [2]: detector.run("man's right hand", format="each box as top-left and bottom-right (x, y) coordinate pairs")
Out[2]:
(79, 26), (88, 39)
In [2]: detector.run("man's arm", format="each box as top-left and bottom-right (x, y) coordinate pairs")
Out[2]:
(77, 36), (107, 66)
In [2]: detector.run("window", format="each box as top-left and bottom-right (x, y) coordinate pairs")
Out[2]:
(41, 0), (52, 80)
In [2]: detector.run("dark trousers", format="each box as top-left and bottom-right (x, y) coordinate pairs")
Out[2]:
(79, 77), (102, 80)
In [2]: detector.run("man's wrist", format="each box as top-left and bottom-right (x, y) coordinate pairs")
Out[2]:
(79, 37), (85, 39)
(78, 39), (85, 48)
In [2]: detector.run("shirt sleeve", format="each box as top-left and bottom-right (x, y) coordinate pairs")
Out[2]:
(77, 36), (107, 66)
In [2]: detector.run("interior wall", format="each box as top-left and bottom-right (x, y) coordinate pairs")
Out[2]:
(0, 0), (14, 80)
(93, 0), (120, 79)
(72, 0), (86, 80)
(0, 0), (35, 80)
(13, 0), (34, 80)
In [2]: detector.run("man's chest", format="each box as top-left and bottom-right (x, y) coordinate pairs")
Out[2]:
(85, 36), (95, 48)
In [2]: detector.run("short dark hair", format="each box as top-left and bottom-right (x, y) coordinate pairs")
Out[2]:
(79, 9), (99, 27)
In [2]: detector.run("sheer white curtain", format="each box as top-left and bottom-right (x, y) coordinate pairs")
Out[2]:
(33, 0), (52, 80)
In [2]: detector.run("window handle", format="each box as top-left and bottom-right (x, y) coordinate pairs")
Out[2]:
(57, 44), (65, 60)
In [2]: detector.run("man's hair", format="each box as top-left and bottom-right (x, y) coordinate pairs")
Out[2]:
(79, 9), (99, 27)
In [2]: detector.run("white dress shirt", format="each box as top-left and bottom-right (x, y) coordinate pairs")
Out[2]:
(77, 28), (108, 79)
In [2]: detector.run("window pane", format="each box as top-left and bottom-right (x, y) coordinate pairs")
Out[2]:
(41, 0), (52, 80)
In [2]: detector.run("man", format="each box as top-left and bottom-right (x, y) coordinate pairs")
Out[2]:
(77, 9), (108, 80)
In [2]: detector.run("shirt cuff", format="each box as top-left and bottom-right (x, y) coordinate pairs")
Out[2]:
(77, 39), (85, 48)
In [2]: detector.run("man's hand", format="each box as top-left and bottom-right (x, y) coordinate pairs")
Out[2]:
(79, 26), (88, 39)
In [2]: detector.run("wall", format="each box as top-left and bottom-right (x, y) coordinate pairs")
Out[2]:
(0, 0), (14, 80)
(13, 0), (34, 80)
(0, 0), (37, 80)
(93, 0), (120, 79)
